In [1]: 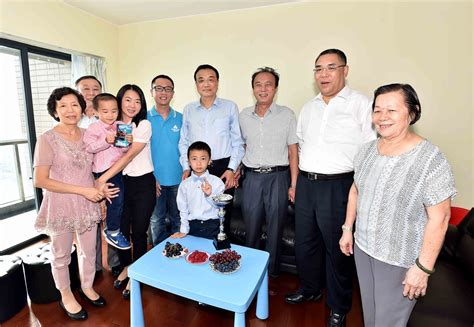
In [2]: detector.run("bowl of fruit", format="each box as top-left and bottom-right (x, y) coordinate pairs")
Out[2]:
(162, 242), (188, 259)
(186, 250), (210, 264)
(209, 249), (241, 274)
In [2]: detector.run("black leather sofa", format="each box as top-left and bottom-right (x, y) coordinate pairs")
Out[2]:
(408, 208), (474, 327)
(228, 186), (297, 274)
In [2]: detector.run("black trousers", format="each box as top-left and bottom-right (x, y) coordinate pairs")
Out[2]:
(119, 172), (156, 266)
(208, 157), (234, 235)
(294, 173), (354, 314)
(241, 169), (289, 276)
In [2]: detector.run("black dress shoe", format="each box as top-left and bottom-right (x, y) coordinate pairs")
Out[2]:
(327, 311), (346, 327)
(114, 277), (129, 289)
(79, 289), (106, 307)
(122, 289), (130, 300)
(59, 300), (88, 320)
(285, 289), (322, 304)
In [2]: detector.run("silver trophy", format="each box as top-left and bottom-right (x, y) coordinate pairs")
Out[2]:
(212, 193), (233, 250)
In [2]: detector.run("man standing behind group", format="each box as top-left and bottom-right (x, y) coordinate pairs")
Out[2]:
(76, 75), (101, 128)
(76, 75), (122, 277)
(147, 75), (182, 246)
(75, 75), (106, 275)
(179, 64), (244, 234)
(285, 49), (375, 327)
(239, 67), (298, 279)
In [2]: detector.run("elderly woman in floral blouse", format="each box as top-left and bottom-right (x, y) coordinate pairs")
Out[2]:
(34, 87), (117, 320)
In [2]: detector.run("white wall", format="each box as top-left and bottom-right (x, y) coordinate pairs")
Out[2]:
(117, 2), (472, 207)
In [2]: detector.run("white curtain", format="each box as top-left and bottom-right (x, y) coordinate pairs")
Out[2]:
(71, 54), (107, 91)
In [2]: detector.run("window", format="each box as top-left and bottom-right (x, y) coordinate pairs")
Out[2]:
(0, 38), (71, 253)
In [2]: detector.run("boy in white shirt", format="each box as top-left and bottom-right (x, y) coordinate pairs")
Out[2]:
(171, 141), (225, 240)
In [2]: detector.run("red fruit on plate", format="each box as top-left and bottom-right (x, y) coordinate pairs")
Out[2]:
(188, 250), (209, 263)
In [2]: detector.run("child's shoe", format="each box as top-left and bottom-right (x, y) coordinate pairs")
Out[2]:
(105, 231), (131, 250)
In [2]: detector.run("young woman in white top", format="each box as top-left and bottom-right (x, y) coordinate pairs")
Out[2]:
(97, 84), (155, 299)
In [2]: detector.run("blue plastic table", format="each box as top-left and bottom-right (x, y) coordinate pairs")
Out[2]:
(128, 235), (269, 327)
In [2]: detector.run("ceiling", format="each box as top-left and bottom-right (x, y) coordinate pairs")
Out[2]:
(63, 0), (299, 25)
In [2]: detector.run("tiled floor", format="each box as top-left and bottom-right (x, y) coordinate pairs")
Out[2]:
(0, 209), (40, 253)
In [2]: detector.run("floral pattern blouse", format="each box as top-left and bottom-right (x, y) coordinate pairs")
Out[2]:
(34, 129), (101, 235)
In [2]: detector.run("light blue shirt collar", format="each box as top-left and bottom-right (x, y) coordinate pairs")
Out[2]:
(198, 97), (221, 111)
(191, 170), (210, 182)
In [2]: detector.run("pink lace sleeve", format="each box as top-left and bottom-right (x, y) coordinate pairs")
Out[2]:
(33, 132), (54, 167)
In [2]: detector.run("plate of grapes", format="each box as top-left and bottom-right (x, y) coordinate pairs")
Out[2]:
(209, 249), (241, 274)
(162, 242), (188, 259)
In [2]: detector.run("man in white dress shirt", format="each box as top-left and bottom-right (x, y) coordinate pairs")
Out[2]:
(76, 75), (101, 128)
(285, 49), (375, 327)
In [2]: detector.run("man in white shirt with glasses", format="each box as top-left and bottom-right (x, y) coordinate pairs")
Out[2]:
(285, 49), (375, 327)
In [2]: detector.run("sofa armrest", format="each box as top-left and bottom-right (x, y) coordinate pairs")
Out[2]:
(441, 224), (461, 258)
(455, 233), (474, 279)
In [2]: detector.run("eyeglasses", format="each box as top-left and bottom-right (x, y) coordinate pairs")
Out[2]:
(313, 64), (346, 74)
(152, 86), (174, 93)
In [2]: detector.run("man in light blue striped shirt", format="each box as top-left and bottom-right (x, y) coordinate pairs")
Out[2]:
(178, 64), (244, 234)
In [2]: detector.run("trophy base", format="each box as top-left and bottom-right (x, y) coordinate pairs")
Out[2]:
(213, 237), (231, 250)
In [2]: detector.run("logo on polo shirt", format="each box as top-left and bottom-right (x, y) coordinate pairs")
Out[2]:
(171, 125), (180, 132)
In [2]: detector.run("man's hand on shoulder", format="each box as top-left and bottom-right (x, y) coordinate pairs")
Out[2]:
(182, 169), (190, 181)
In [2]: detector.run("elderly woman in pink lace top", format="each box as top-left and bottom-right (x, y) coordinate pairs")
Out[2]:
(34, 87), (117, 321)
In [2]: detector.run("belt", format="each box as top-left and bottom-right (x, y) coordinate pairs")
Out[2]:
(244, 165), (289, 174)
(300, 170), (354, 181)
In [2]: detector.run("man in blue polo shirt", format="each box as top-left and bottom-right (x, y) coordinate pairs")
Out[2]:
(147, 74), (183, 245)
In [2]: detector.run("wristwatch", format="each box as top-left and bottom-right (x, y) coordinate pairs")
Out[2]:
(227, 168), (234, 173)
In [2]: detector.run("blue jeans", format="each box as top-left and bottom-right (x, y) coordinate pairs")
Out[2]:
(94, 170), (124, 233)
(150, 184), (180, 246)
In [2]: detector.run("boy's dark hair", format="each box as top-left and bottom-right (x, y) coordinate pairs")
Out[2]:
(315, 48), (347, 65)
(116, 84), (148, 125)
(151, 74), (174, 88)
(193, 64), (219, 81)
(47, 87), (86, 122)
(251, 66), (280, 88)
(74, 75), (103, 88)
(92, 93), (118, 110)
(187, 141), (211, 159)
